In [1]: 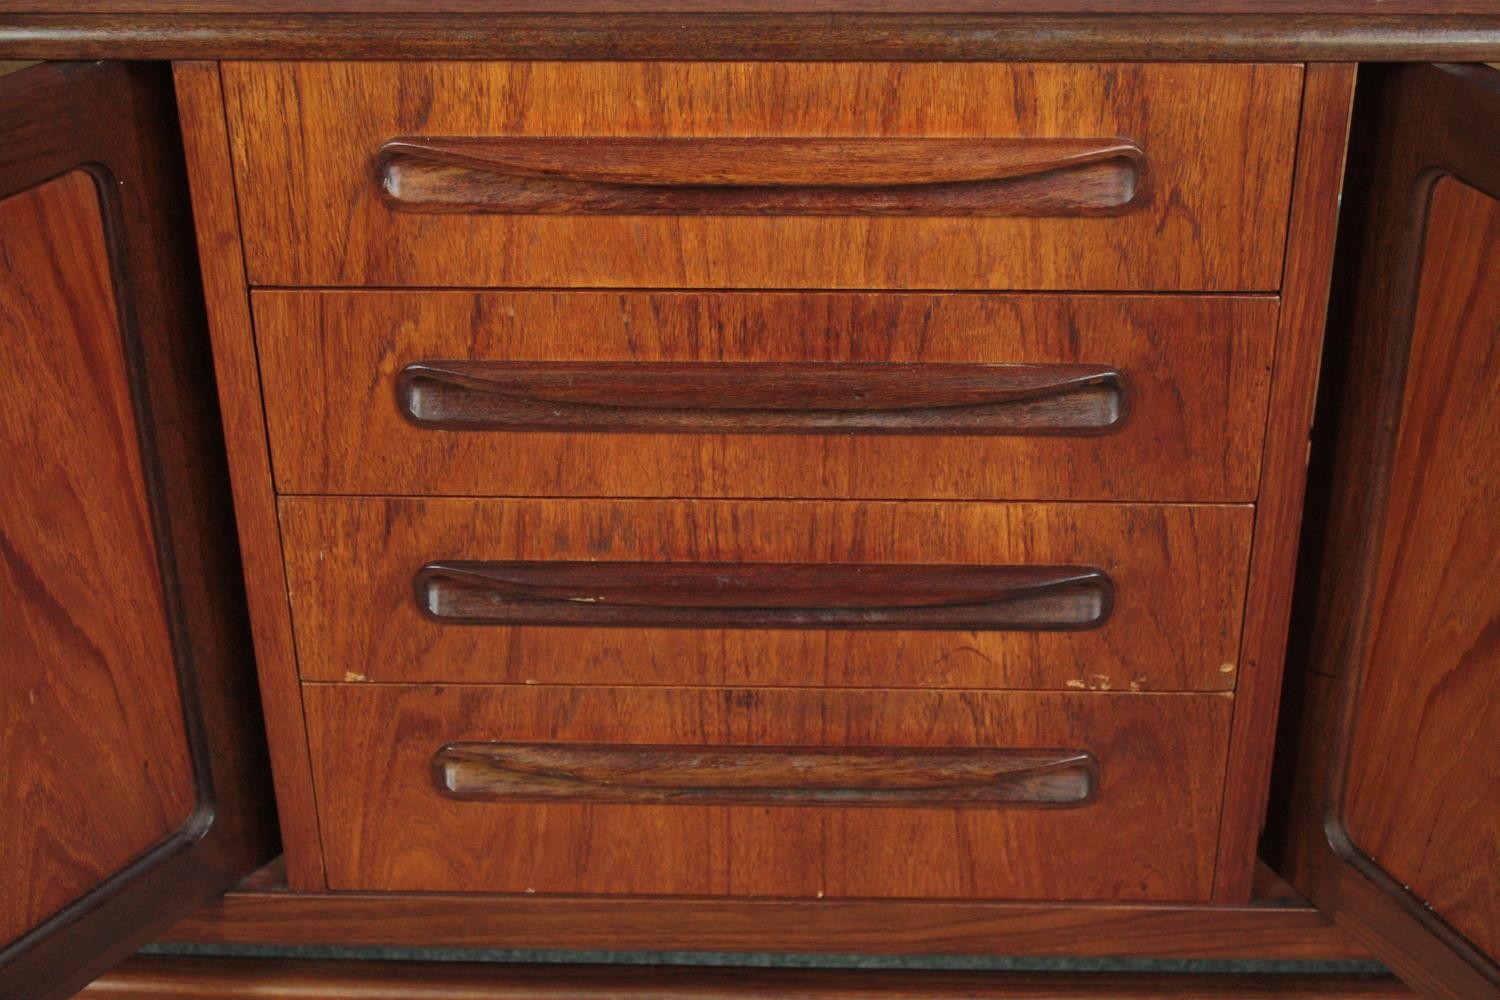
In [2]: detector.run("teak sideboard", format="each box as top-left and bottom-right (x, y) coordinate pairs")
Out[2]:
(0, 6), (1496, 998)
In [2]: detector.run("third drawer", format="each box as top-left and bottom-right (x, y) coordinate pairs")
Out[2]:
(279, 497), (1252, 692)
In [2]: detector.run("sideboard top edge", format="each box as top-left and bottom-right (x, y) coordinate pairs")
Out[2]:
(2, 13), (1499, 62)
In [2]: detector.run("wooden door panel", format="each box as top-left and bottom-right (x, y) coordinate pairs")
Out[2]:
(0, 62), (275, 1000)
(1276, 63), (1500, 999)
(0, 169), (198, 949)
(1340, 175), (1500, 962)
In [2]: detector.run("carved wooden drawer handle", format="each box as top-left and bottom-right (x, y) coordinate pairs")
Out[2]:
(375, 136), (1148, 216)
(414, 561), (1113, 630)
(397, 361), (1128, 436)
(432, 743), (1099, 807)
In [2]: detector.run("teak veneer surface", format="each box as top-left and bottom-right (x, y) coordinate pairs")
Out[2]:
(256, 291), (1276, 502)
(167, 53), (1358, 923)
(0, 170), (195, 949)
(222, 61), (1300, 290)
(302, 683), (1231, 900)
(1340, 176), (1500, 960)
(278, 497), (1251, 691)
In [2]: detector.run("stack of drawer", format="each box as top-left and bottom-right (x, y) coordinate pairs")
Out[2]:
(222, 60), (1303, 902)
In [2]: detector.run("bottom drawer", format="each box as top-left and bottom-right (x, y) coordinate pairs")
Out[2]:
(304, 684), (1231, 901)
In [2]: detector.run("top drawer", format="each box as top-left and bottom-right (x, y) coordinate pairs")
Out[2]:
(222, 62), (1302, 291)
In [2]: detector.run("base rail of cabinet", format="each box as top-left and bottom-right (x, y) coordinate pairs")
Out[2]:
(82, 955), (1413, 999)
(156, 859), (1371, 962)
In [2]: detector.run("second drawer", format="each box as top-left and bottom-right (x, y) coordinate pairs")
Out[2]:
(256, 290), (1276, 502)
(279, 497), (1252, 692)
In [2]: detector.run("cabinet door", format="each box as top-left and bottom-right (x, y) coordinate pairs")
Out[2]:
(1278, 63), (1500, 1000)
(0, 62), (275, 999)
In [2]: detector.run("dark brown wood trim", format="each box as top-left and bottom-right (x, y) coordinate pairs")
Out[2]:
(80, 955), (1415, 999)
(157, 860), (1374, 960)
(432, 744), (1097, 807)
(1273, 63), (1500, 999)
(2, 13), (1499, 62)
(0, 61), (275, 999)
(375, 136), (1148, 216)
(397, 362), (1128, 436)
(1208, 63), (1357, 904)
(415, 561), (1113, 631)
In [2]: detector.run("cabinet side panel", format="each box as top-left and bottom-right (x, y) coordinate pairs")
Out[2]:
(1210, 63), (1357, 901)
(172, 61), (326, 890)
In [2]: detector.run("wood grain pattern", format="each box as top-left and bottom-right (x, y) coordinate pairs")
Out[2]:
(397, 361), (1127, 436)
(161, 859), (1376, 960)
(1208, 64), (1356, 903)
(0, 61), (274, 999)
(222, 62), (1301, 290)
(302, 683), (1231, 900)
(79, 955), (1417, 1000)
(0, 169), (195, 950)
(434, 743), (1097, 806)
(416, 561), (1112, 630)
(172, 62), (326, 891)
(5, 13), (1500, 63)
(279, 497), (1251, 691)
(1272, 63), (1500, 1000)
(1339, 176), (1500, 962)
(375, 136), (1147, 216)
(255, 291), (1275, 502)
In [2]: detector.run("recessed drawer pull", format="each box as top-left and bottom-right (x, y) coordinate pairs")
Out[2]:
(432, 743), (1098, 807)
(414, 561), (1113, 630)
(397, 361), (1128, 436)
(375, 136), (1148, 217)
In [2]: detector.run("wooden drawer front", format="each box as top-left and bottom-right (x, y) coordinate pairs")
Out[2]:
(257, 291), (1275, 502)
(223, 62), (1301, 290)
(279, 498), (1252, 692)
(303, 683), (1231, 900)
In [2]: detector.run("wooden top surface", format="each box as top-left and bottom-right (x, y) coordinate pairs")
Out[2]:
(2, 2), (1498, 60)
(0, 0), (1494, 10)
(4, 1), (1497, 11)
